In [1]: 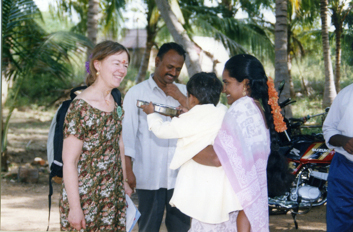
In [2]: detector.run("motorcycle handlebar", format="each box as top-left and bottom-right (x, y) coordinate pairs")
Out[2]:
(306, 112), (327, 119)
(289, 117), (305, 123)
(289, 110), (328, 124)
(279, 97), (330, 127)
(279, 98), (296, 108)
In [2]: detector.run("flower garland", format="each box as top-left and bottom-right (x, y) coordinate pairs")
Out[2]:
(267, 77), (287, 133)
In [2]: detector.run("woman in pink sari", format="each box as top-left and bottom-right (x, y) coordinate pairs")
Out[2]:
(193, 54), (292, 232)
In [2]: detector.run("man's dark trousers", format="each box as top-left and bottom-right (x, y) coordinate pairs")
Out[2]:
(136, 188), (190, 232)
(327, 153), (353, 232)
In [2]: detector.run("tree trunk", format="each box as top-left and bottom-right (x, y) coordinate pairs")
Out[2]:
(335, 28), (341, 92)
(135, 9), (159, 84)
(275, 0), (292, 118)
(86, 0), (99, 59)
(155, 0), (201, 77)
(287, 26), (295, 98)
(1, 113), (6, 172)
(321, 0), (336, 107)
(331, 3), (353, 93)
(331, 2), (353, 93)
(288, 54), (295, 98)
(135, 32), (155, 83)
(1, 151), (8, 172)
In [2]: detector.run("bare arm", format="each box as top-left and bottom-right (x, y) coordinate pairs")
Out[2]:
(62, 135), (86, 230)
(166, 84), (187, 108)
(122, 126), (136, 191)
(119, 135), (133, 196)
(124, 155), (136, 190)
(192, 145), (222, 167)
(329, 135), (353, 154)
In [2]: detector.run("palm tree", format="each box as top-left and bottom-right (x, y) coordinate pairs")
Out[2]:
(286, 0), (321, 96)
(155, 0), (202, 77)
(275, 0), (292, 117)
(181, 2), (274, 58)
(135, 0), (162, 83)
(52, 0), (126, 58)
(330, 0), (353, 92)
(135, 0), (277, 84)
(155, 0), (280, 77)
(2, 0), (91, 171)
(320, 0), (337, 107)
(86, 0), (99, 57)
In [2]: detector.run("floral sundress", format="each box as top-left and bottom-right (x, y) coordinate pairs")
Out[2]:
(59, 99), (126, 231)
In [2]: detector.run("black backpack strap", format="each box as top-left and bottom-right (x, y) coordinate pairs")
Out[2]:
(52, 100), (71, 178)
(111, 88), (122, 106)
(47, 98), (75, 231)
(70, 85), (87, 100)
(47, 173), (54, 231)
(70, 85), (87, 99)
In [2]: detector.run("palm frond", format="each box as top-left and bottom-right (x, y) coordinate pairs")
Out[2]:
(189, 10), (274, 58)
(2, 0), (91, 82)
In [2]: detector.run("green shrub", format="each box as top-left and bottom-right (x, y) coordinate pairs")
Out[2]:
(6, 73), (73, 108)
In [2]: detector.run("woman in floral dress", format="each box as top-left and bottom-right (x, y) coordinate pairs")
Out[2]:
(59, 41), (133, 231)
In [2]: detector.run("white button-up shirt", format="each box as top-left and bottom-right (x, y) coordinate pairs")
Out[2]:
(323, 83), (353, 162)
(122, 74), (187, 190)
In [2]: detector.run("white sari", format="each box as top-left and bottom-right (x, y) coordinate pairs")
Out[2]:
(213, 96), (270, 232)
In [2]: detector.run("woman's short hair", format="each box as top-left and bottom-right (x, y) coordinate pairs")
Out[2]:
(86, 41), (130, 86)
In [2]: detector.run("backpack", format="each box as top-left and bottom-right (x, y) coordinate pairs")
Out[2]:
(46, 86), (122, 230)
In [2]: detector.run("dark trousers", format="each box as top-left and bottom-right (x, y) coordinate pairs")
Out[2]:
(136, 188), (190, 232)
(327, 153), (353, 232)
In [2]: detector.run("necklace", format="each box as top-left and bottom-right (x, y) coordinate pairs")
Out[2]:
(104, 91), (110, 105)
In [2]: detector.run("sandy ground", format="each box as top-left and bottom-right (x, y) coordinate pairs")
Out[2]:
(1, 179), (143, 231)
(1, 109), (327, 231)
(0, 179), (327, 232)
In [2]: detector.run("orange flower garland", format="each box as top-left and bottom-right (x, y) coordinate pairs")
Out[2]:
(267, 77), (287, 133)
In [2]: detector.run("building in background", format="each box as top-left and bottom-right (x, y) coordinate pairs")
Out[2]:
(120, 29), (149, 68)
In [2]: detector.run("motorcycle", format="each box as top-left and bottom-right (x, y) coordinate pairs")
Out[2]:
(268, 86), (334, 229)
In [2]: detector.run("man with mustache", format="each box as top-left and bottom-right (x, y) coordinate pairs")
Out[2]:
(122, 42), (190, 232)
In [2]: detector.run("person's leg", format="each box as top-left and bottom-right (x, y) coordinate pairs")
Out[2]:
(136, 189), (165, 232)
(326, 153), (353, 232)
(165, 188), (191, 232)
(236, 210), (250, 232)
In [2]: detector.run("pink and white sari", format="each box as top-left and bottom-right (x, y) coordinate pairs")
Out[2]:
(213, 96), (270, 232)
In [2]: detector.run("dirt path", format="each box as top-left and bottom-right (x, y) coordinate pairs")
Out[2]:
(1, 109), (327, 231)
(1, 178), (326, 232)
(1, 179), (61, 231)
